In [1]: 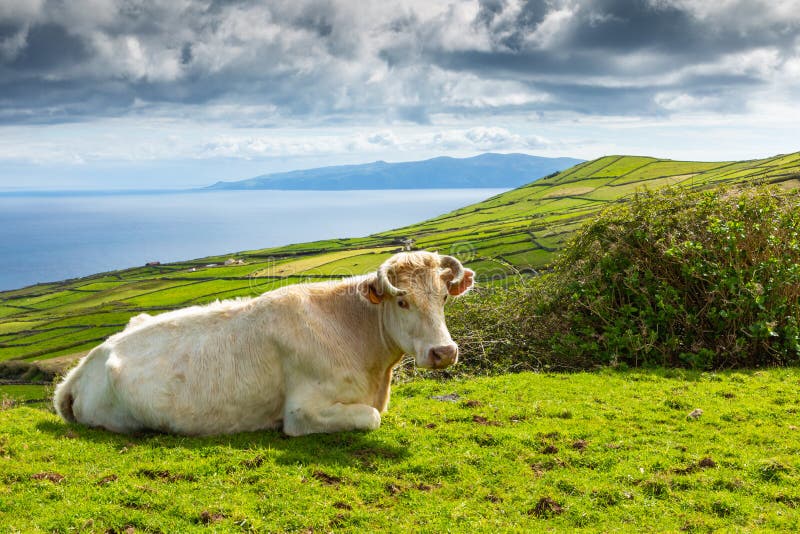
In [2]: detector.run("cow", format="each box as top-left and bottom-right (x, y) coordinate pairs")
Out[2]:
(53, 251), (474, 436)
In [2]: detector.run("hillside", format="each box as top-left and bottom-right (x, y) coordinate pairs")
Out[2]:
(206, 153), (583, 190)
(1, 151), (799, 366)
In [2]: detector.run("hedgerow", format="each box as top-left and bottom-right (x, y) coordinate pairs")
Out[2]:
(447, 185), (800, 372)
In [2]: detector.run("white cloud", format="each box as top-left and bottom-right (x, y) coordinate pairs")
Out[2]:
(439, 72), (550, 108)
(88, 33), (184, 82)
(0, 118), (555, 166)
(430, 127), (549, 151)
(654, 92), (721, 111)
(199, 126), (551, 160)
(525, 7), (575, 49)
(0, 0), (45, 21)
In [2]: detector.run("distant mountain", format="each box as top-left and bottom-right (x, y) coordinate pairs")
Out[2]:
(206, 153), (584, 190)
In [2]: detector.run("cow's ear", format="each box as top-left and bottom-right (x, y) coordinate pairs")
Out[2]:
(367, 283), (383, 304)
(448, 269), (475, 296)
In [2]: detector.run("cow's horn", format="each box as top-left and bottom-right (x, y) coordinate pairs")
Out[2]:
(439, 255), (465, 285)
(377, 262), (407, 297)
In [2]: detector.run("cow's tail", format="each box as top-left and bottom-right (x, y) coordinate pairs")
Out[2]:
(53, 364), (80, 422)
(53, 346), (106, 423)
(53, 345), (139, 433)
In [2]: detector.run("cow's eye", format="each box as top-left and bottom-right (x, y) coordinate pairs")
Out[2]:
(397, 299), (409, 309)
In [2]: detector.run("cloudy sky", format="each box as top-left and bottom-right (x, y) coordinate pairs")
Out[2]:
(1, 0), (799, 189)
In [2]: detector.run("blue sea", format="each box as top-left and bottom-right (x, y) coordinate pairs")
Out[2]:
(0, 189), (505, 291)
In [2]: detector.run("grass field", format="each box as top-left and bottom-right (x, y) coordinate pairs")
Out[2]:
(0, 384), (50, 403)
(0, 152), (799, 365)
(1, 369), (798, 532)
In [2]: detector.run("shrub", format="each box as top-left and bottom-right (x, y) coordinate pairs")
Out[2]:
(443, 273), (598, 375)
(447, 184), (800, 372)
(444, 281), (543, 374)
(541, 185), (800, 369)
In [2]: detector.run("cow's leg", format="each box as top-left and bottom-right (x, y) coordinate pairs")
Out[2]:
(283, 397), (381, 436)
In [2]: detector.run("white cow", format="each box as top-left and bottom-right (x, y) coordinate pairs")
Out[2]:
(53, 251), (474, 436)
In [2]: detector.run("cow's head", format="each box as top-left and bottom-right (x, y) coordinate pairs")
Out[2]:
(363, 251), (474, 369)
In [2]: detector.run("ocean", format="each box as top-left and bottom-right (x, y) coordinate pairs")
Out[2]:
(0, 188), (505, 291)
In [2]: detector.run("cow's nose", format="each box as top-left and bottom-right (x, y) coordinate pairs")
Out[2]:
(428, 344), (458, 368)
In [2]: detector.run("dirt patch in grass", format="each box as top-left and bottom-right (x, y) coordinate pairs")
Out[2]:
(138, 469), (195, 483)
(31, 472), (64, 483)
(97, 474), (118, 485)
(312, 470), (343, 486)
(698, 457), (717, 468)
(674, 457), (718, 475)
(386, 483), (402, 495)
(530, 497), (563, 518)
(431, 393), (460, 402)
(199, 510), (226, 524)
(774, 494), (800, 508)
(241, 455), (264, 469)
(531, 464), (546, 477)
(472, 415), (501, 426)
(572, 439), (588, 451)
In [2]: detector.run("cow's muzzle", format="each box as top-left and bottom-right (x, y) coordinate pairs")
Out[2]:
(426, 344), (458, 369)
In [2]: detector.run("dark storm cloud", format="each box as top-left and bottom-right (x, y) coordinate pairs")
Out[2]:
(12, 24), (89, 70)
(0, 1), (356, 122)
(0, 0), (798, 124)
(475, 0), (506, 27)
(486, 0), (550, 52)
(433, 0), (800, 116)
(475, 0), (799, 56)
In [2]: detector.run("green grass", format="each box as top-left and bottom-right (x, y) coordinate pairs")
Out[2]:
(1, 369), (798, 532)
(1, 151), (798, 363)
(0, 384), (48, 402)
(589, 156), (658, 177)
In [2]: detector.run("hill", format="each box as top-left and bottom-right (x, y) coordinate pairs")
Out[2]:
(1, 151), (799, 366)
(205, 153), (583, 190)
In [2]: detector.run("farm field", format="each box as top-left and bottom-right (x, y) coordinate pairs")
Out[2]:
(1, 369), (798, 532)
(1, 152), (799, 366)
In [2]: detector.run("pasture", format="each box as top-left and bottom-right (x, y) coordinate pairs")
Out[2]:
(1, 153), (799, 532)
(1, 369), (799, 532)
(1, 152), (799, 366)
